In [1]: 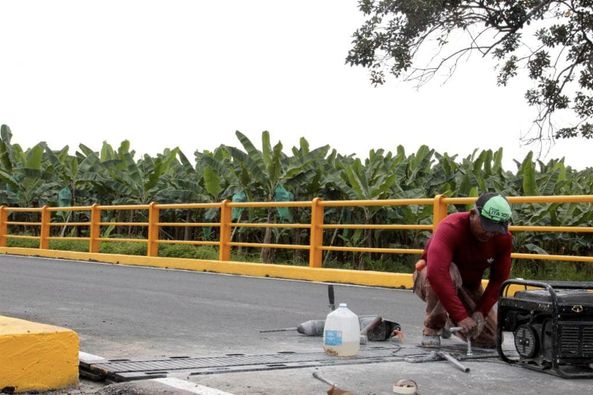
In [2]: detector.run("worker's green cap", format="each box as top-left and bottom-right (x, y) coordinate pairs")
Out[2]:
(475, 192), (512, 234)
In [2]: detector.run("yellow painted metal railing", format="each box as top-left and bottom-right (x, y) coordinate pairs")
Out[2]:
(0, 195), (592, 267)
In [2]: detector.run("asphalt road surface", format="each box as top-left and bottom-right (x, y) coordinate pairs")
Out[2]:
(2, 255), (593, 394)
(0, 255), (422, 357)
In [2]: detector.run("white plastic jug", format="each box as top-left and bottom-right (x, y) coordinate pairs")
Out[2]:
(323, 303), (360, 356)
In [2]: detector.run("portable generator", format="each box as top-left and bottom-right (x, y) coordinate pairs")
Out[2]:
(497, 279), (593, 378)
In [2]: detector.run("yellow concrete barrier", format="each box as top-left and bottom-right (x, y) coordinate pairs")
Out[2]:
(0, 316), (79, 393)
(0, 248), (526, 291)
(0, 247), (414, 288)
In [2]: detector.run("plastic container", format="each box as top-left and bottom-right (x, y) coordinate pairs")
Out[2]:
(323, 303), (360, 356)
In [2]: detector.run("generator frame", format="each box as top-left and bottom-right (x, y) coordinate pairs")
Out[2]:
(496, 279), (593, 379)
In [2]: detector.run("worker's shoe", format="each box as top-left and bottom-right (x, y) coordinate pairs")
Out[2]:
(421, 335), (441, 348)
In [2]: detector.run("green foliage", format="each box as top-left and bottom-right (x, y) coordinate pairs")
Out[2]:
(512, 261), (592, 282)
(159, 244), (219, 260)
(50, 239), (89, 252)
(346, 0), (593, 141)
(7, 238), (39, 248)
(99, 242), (147, 256)
(1, 125), (592, 280)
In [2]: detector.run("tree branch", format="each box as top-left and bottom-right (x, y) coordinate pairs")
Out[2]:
(483, 0), (556, 56)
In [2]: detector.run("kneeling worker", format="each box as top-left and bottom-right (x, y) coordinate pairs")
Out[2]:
(413, 192), (513, 347)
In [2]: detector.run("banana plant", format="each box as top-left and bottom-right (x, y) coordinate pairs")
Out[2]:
(87, 141), (179, 205)
(44, 144), (105, 209)
(286, 137), (331, 199)
(0, 129), (57, 208)
(327, 152), (398, 269)
(224, 131), (313, 262)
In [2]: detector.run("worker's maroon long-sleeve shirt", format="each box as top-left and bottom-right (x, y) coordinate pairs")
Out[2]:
(421, 212), (513, 323)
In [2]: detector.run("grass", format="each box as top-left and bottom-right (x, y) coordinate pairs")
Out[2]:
(159, 244), (218, 260)
(511, 260), (593, 281)
(5, 238), (593, 281)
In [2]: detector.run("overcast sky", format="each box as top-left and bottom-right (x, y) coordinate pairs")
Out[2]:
(0, 0), (591, 170)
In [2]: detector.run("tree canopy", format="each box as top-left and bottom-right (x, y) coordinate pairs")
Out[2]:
(346, 0), (593, 143)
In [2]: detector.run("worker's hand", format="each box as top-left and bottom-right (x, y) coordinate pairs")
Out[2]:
(415, 259), (426, 271)
(471, 311), (485, 338)
(457, 316), (477, 336)
(391, 328), (405, 343)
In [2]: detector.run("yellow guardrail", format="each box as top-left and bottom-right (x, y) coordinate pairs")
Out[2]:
(0, 195), (592, 268)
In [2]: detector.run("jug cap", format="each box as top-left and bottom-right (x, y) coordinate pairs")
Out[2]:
(339, 303), (347, 308)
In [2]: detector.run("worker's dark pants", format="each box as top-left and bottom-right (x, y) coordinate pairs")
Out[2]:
(413, 264), (497, 347)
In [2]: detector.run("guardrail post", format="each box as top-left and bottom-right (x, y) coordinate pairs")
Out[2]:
(433, 194), (448, 231)
(0, 206), (7, 247)
(219, 200), (231, 261)
(147, 202), (160, 257)
(89, 204), (101, 253)
(309, 198), (324, 268)
(40, 205), (50, 249)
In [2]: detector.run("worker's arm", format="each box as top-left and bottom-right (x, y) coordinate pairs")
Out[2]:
(425, 224), (469, 323)
(475, 234), (513, 316)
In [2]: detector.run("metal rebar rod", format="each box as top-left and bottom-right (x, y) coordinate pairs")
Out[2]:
(312, 372), (335, 387)
(259, 328), (297, 333)
(449, 326), (473, 356)
(438, 351), (470, 373)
